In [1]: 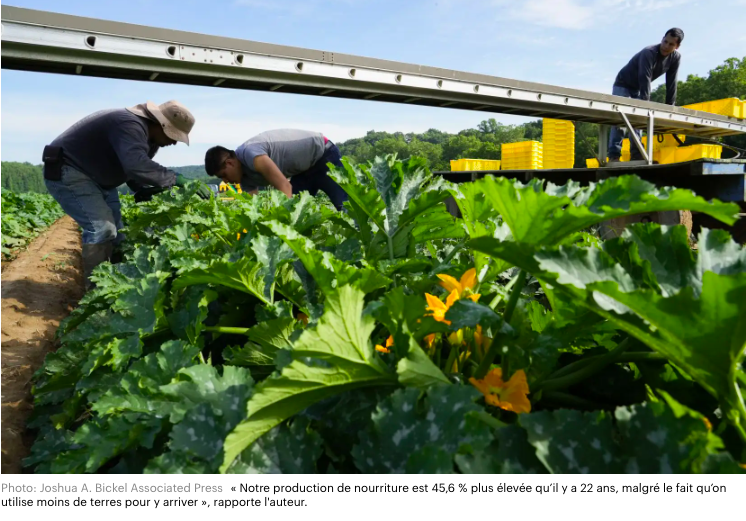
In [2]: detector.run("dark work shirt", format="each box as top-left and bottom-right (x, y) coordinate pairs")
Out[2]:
(614, 44), (681, 104)
(49, 109), (177, 190)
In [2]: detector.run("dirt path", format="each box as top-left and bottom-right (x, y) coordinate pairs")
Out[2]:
(1, 216), (83, 474)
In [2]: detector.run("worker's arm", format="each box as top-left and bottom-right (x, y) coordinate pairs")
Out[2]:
(253, 155), (292, 198)
(110, 121), (177, 188)
(637, 50), (656, 101)
(665, 55), (680, 105)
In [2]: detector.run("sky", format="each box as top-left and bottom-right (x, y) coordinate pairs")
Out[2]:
(1, 0), (745, 166)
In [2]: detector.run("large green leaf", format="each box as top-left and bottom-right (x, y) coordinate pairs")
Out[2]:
(397, 339), (451, 388)
(327, 158), (386, 233)
(174, 256), (271, 304)
(167, 285), (218, 345)
(266, 220), (391, 295)
(455, 425), (547, 474)
(49, 414), (161, 473)
(351, 386), (492, 473)
(251, 234), (295, 301)
(221, 285), (397, 472)
(520, 400), (724, 473)
(329, 155), (455, 260)
(448, 181), (509, 278)
(476, 174), (739, 247)
(222, 317), (297, 368)
(226, 417), (322, 474)
(470, 226), (746, 437)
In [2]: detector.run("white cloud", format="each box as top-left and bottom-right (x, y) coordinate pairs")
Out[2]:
(490, 0), (695, 30)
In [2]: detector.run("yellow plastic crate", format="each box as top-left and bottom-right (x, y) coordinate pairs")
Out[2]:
(683, 98), (744, 119)
(644, 134), (685, 149)
(450, 158), (501, 171)
(544, 159), (574, 169)
(586, 158), (600, 168)
(502, 161), (543, 170)
(622, 135), (685, 154)
(674, 144), (722, 162)
(543, 118), (575, 133)
(659, 148), (677, 164)
(503, 140), (543, 154)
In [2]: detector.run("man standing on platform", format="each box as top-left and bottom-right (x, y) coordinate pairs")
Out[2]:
(608, 28), (683, 162)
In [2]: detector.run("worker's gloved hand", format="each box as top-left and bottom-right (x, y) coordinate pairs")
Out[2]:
(195, 184), (212, 200)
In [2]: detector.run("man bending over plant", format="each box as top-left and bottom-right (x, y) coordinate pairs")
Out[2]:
(204, 129), (348, 210)
(42, 100), (210, 289)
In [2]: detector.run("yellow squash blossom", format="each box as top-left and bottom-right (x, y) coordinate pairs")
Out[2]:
(237, 232), (241, 240)
(451, 350), (471, 373)
(423, 333), (437, 350)
(425, 289), (460, 325)
(473, 325), (492, 357)
(375, 335), (394, 354)
(470, 368), (531, 414)
(447, 329), (464, 347)
(437, 267), (481, 302)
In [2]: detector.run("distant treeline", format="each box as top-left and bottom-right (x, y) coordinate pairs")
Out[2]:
(1, 162), (48, 193)
(0, 162), (216, 195)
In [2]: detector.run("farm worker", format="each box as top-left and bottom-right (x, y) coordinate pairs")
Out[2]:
(41, 100), (209, 289)
(607, 28), (683, 162)
(204, 129), (349, 211)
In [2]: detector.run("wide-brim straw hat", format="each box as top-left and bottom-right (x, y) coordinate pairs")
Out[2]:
(126, 100), (195, 145)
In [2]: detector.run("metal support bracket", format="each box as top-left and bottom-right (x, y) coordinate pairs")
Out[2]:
(619, 111), (649, 163)
(598, 124), (609, 165)
(647, 112), (655, 165)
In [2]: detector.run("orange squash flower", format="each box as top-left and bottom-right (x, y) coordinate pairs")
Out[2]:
(470, 368), (531, 414)
(376, 335), (394, 354)
(437, 267), (481, 302)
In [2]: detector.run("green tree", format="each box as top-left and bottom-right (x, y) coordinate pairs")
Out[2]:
(1, 162), (47, 193)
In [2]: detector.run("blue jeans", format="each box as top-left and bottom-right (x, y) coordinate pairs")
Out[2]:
(608, 85), (643, 160)
(44, 165), (124, 245)
(290, 143), (349, 211)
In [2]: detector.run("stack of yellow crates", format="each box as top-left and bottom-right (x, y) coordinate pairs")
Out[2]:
(502, 141), (543, 170)
(683, 98), (745, 120)
(587, 132), (721, 166)
(449, 158), (501, 171)
(542, 119), (575, 169)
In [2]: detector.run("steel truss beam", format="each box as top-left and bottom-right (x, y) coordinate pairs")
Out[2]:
(2, 5), (745, 139)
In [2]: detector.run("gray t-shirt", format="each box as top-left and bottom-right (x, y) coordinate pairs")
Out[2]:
(235, 129), (326, 190)
(49, 108), (178, 190)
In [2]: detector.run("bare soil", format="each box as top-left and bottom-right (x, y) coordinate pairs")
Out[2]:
(1, 216), (83, 473)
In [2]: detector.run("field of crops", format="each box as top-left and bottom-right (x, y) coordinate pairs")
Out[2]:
(1, 190), (65, 259)
(24, 155), (746, 474)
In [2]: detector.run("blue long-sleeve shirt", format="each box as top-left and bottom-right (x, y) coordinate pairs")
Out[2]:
(49, 109), (177, 190)
(614, 44), (681, 104)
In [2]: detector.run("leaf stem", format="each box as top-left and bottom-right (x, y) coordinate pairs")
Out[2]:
(204, 326), (250, 335)
(501, 270), (526, 325)
(541, 391), (604, 410)
(473, 270), (526, 380)
(488, 271), (520, 310)
(534, 338), (633, 393)
(547, 350), (665, 381)
(425, 240), (439, 261)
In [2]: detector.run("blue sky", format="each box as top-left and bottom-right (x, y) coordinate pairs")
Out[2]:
(2, 0), (745, 166)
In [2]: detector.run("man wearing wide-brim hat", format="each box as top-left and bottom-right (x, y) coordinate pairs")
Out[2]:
(42, 100), (209, 289)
